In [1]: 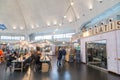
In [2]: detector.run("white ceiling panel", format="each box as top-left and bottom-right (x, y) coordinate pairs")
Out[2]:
(0, 0), (119, 35)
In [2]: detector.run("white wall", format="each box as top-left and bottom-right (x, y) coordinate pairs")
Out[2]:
(116, 30), (120, 74)
(81, 30), (120, 74)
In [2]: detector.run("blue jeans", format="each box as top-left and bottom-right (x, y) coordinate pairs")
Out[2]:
(57, 59), (62, 66)
(61, 55), (65, 66)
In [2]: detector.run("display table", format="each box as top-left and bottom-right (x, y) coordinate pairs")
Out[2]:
(45, 51), (53, 55)
(12, 59), (24, 72)
(12, 54), (31, 72)
(40, 56), (51, 71)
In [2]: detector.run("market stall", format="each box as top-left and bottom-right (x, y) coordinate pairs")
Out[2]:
(31, 40), (56, 56)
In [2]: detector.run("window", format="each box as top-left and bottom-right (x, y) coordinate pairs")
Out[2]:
(54, 34), (65, 39)
(21, 36), (25, 40)
(43, 35), (52, 39)
(35, 35), (52, 40)
(35, 36), (43, 40)
(34, 33), (75, 41)
(65, 33), (75, 38)
(0, 36), (25, 40)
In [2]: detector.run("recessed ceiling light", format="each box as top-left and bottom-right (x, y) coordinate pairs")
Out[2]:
(71, 2), (74, 6)
(47, 22), (50, 26)
(62, 42), (65, 44)
(77, 16), (80, 19)
(13, 26), (16, 29)
(36, 25), (39, 27)
(59, 23), (62, 26)
(54, 21), (57, 25)
(20, 27), (23, 30)
(31, 25), (34, 29)
(64, 16), (67, 18)
(69, 19), (72, 22)
(89, 4), (93, 11)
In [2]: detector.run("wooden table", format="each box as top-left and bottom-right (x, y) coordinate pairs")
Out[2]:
(40, 56), (51, 71)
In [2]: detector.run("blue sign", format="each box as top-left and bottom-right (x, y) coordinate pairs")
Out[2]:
(0, 24), (7, 30)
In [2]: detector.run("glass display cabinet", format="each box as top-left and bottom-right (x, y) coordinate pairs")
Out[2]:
(86, 40), (107, 69)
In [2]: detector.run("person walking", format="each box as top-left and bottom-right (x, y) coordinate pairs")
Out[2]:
(61, 47), (66, 66)
(57, 47), (62, 66)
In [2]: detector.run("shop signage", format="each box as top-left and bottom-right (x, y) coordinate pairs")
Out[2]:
(71, 20), (120, 40)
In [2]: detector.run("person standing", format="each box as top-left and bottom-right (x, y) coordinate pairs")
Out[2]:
(57, 47), (62, 66)
(61, 47), (66, 66)
(20, 48), (24, 56)
(31, 46), (42, 72)
(6, 53), (17, 71)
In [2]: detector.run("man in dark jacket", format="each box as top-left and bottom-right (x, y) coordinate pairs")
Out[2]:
(6, 54), (17, 71)
(61, 47), (66, 66)
(57, 47), (62, 66)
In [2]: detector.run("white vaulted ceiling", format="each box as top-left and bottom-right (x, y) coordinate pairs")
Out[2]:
(0, 0), (119, 35)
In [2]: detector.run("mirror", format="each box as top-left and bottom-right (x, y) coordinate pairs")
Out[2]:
(86, 40), (107, 69)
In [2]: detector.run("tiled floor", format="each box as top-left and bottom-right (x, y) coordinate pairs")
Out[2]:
(0, 56), (120, 80)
